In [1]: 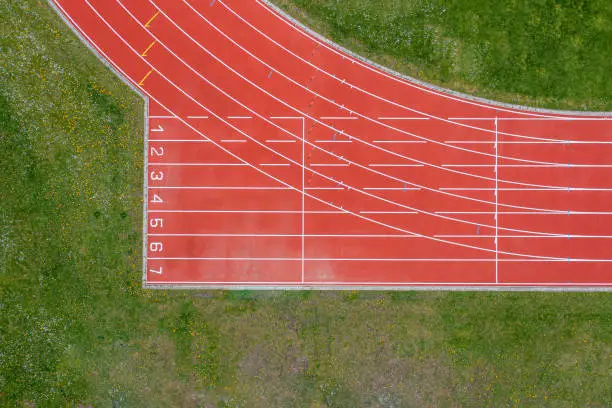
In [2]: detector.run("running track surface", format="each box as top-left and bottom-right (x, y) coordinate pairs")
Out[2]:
(52, 0), (612, 289)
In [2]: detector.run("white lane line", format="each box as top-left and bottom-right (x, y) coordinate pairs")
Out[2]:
(368, 164), (424, 167)
(310, 163), (349, 167)
(373, 140), (427, 144)
(440, 187), (612, 191)
(300, 117), (305, 283)
(445, 141), (612, 145)
(494, 117), (499, 284)
(260, 163), (290, 167)
(227, 115), (252, 119)
(221, 139), (247, 143)
(320, 116), (357, 120)
(305, 187), (344, 190)
(148, 162), (245, 166)
(448, 117), (610, 121)
(266, 139), (296, 143)
(148, 210), (343, 214)
(269, 116), (304, 119)
(436, 211), (612, 215)
(187, 115), (209, 119)
(378, 117), (429, 120)
(149, 256), (612, 262)
(363, 187), (421, 191)
(315, 140), (352, 143)
(149, 139), (210, 142)
(359, 211), (418, 214)
(149, 186), (291, 190)
(151, 233), (612, 238)
(149, 115), (176, 118)
(436, 234), (612, 238)
(149, 233), (418, 237)
(443, 164), (612, 168)
(149, 280), (612, 285)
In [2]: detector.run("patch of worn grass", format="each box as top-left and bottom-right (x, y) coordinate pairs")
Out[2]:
(0, 0), (611, 407)
(272, 0), (612, 111)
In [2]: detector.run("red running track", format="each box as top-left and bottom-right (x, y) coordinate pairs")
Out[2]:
(52, 0), (612, 289)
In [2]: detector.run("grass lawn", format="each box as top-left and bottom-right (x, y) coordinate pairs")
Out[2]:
(271, 0), (612, 111)
(0, 0), (611, 406)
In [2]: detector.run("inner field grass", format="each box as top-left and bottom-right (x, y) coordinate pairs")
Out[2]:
(0, 0), (611, 406)
(271, 0), (612, 111)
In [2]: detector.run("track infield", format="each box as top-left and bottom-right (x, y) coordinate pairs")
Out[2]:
(51, 0), (612, 290)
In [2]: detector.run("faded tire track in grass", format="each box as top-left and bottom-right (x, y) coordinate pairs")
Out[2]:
(0, 0), (611, 406)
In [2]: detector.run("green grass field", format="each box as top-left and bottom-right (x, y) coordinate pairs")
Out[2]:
(0, 0), (611, 406)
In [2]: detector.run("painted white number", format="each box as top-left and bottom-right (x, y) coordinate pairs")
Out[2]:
(150, 146), (164, 156)
(149, 242), (163, 252)
(150, 218), (164, 228)
(151, 194), (163, 203)
(149, 267), (163, 275)
(150, 171), (164, 181)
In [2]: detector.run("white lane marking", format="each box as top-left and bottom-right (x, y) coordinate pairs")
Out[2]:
(359, 211), (418, 214)
(440, 187), (612, 191)
(227, 115), (252, 119)
(266, 139), (296, 143)
(373, 140), (427, 144)
(363, 187), (421, 191)
(148, 162), (245, 166)
(436, 234), (612, 238)
(310, 163), (349, 167)
(149, 186), (290, 190)
(151, 124), (164, 132)
(260, 163), (290, 167)
(149, 115), (176, 118)
(149, 233), (417, 237)
(448, 117), (610, 121)
(149, 139), (210, 142)
(315, 140), (352, 143)
(436, 211), (612, 215)
(368, 164), (424, 167)
(442, 164), (612, 168)
(221, 139), (247, 143)
(378, 117), (429, 120)
(320, 116), (357, 120)
(148, 210), (343, 213)
(446, 140), (612, 145)
(187, 115), (209, 118)
(150, 256), (612, 262)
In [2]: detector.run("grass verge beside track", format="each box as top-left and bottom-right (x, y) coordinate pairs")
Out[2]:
(271, 0), (612, 111)
(0, 0), (611, 406)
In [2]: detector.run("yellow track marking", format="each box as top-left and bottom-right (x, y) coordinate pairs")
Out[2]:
(138, 69), (153, 86)
(144, 11), (160, 28)
(141, 41), (156, 57)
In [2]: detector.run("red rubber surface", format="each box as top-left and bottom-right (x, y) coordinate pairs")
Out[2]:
(53, 0), (612, 288)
